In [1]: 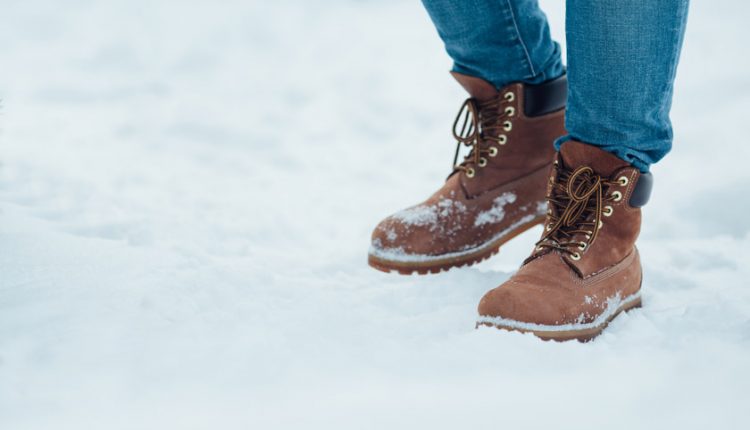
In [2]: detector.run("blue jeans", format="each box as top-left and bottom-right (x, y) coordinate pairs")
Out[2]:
(421, 0), (690, 172)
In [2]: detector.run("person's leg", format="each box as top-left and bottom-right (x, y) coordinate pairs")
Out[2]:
(559, 0), (690, 171)
(368, 0), (569, 274)
(478, 1), (690, 340)
(420, 0), (564, 88)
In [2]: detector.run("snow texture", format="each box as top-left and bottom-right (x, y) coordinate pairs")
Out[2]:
(391, 197), (467, 230)
(474, 192), (517, 226)
(369, 214), (537, 263)
(1, 1), (749, 429)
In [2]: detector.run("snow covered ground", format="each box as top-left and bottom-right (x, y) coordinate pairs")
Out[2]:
(1, 0), (749, 428)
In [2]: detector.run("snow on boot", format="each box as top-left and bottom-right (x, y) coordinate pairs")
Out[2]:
(368, 72), (567, 274)
(477, 140), (653, 341)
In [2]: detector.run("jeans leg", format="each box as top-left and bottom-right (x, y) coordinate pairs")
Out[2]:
(421, 0), (564, 88)
(558, 0), (690, 172)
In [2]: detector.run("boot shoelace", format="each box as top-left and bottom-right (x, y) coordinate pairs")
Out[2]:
(532, 164), (627, 261)
(451, 92), (515, 178)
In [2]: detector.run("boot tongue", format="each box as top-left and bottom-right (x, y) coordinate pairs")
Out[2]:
(559, 140), (631, 177)
(450, 72), (498, 102)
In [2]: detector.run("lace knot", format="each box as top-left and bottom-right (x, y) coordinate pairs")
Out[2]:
(533, 165), (616, 260)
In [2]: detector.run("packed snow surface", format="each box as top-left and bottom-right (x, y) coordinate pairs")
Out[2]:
(1, 1), (749, 429)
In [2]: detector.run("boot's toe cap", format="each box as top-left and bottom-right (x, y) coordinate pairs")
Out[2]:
(370, 217), (409, 252)
(369, 214), (443, 257)
(478, 281), (567, 327)
(477, 287), (527, 322)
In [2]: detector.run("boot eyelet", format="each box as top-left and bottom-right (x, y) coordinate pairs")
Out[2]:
(503, 121), (513, 132)
(603, 205), (613, 216)
(478, 157), (488, 167)
(611, 191), (623, 202)
(498, 134), (507, 145)
(505, 106), (515, 116)
(598, 220), (604, 229)
(578, 242), (587, 251)
(618, 176), (629, 186)
(571, 252), (581, 261)
(488, 147), (498, 157)
(465, 167), (475, 178)
(504, 92), (515, 102)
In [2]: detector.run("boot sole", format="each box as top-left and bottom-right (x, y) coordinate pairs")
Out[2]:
(367, 215), (545, 275)
(476, 292), (642, 342)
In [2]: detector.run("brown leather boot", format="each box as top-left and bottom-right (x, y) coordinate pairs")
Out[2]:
(368, 72), (567, 274)
(477, 140), (653, 341)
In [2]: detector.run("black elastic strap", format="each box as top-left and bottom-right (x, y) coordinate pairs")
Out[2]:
(629, 172), (653, 207)
(524, 74), (567, 117)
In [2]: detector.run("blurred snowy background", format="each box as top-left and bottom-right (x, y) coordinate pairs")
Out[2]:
(0, 0), (748, 428)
